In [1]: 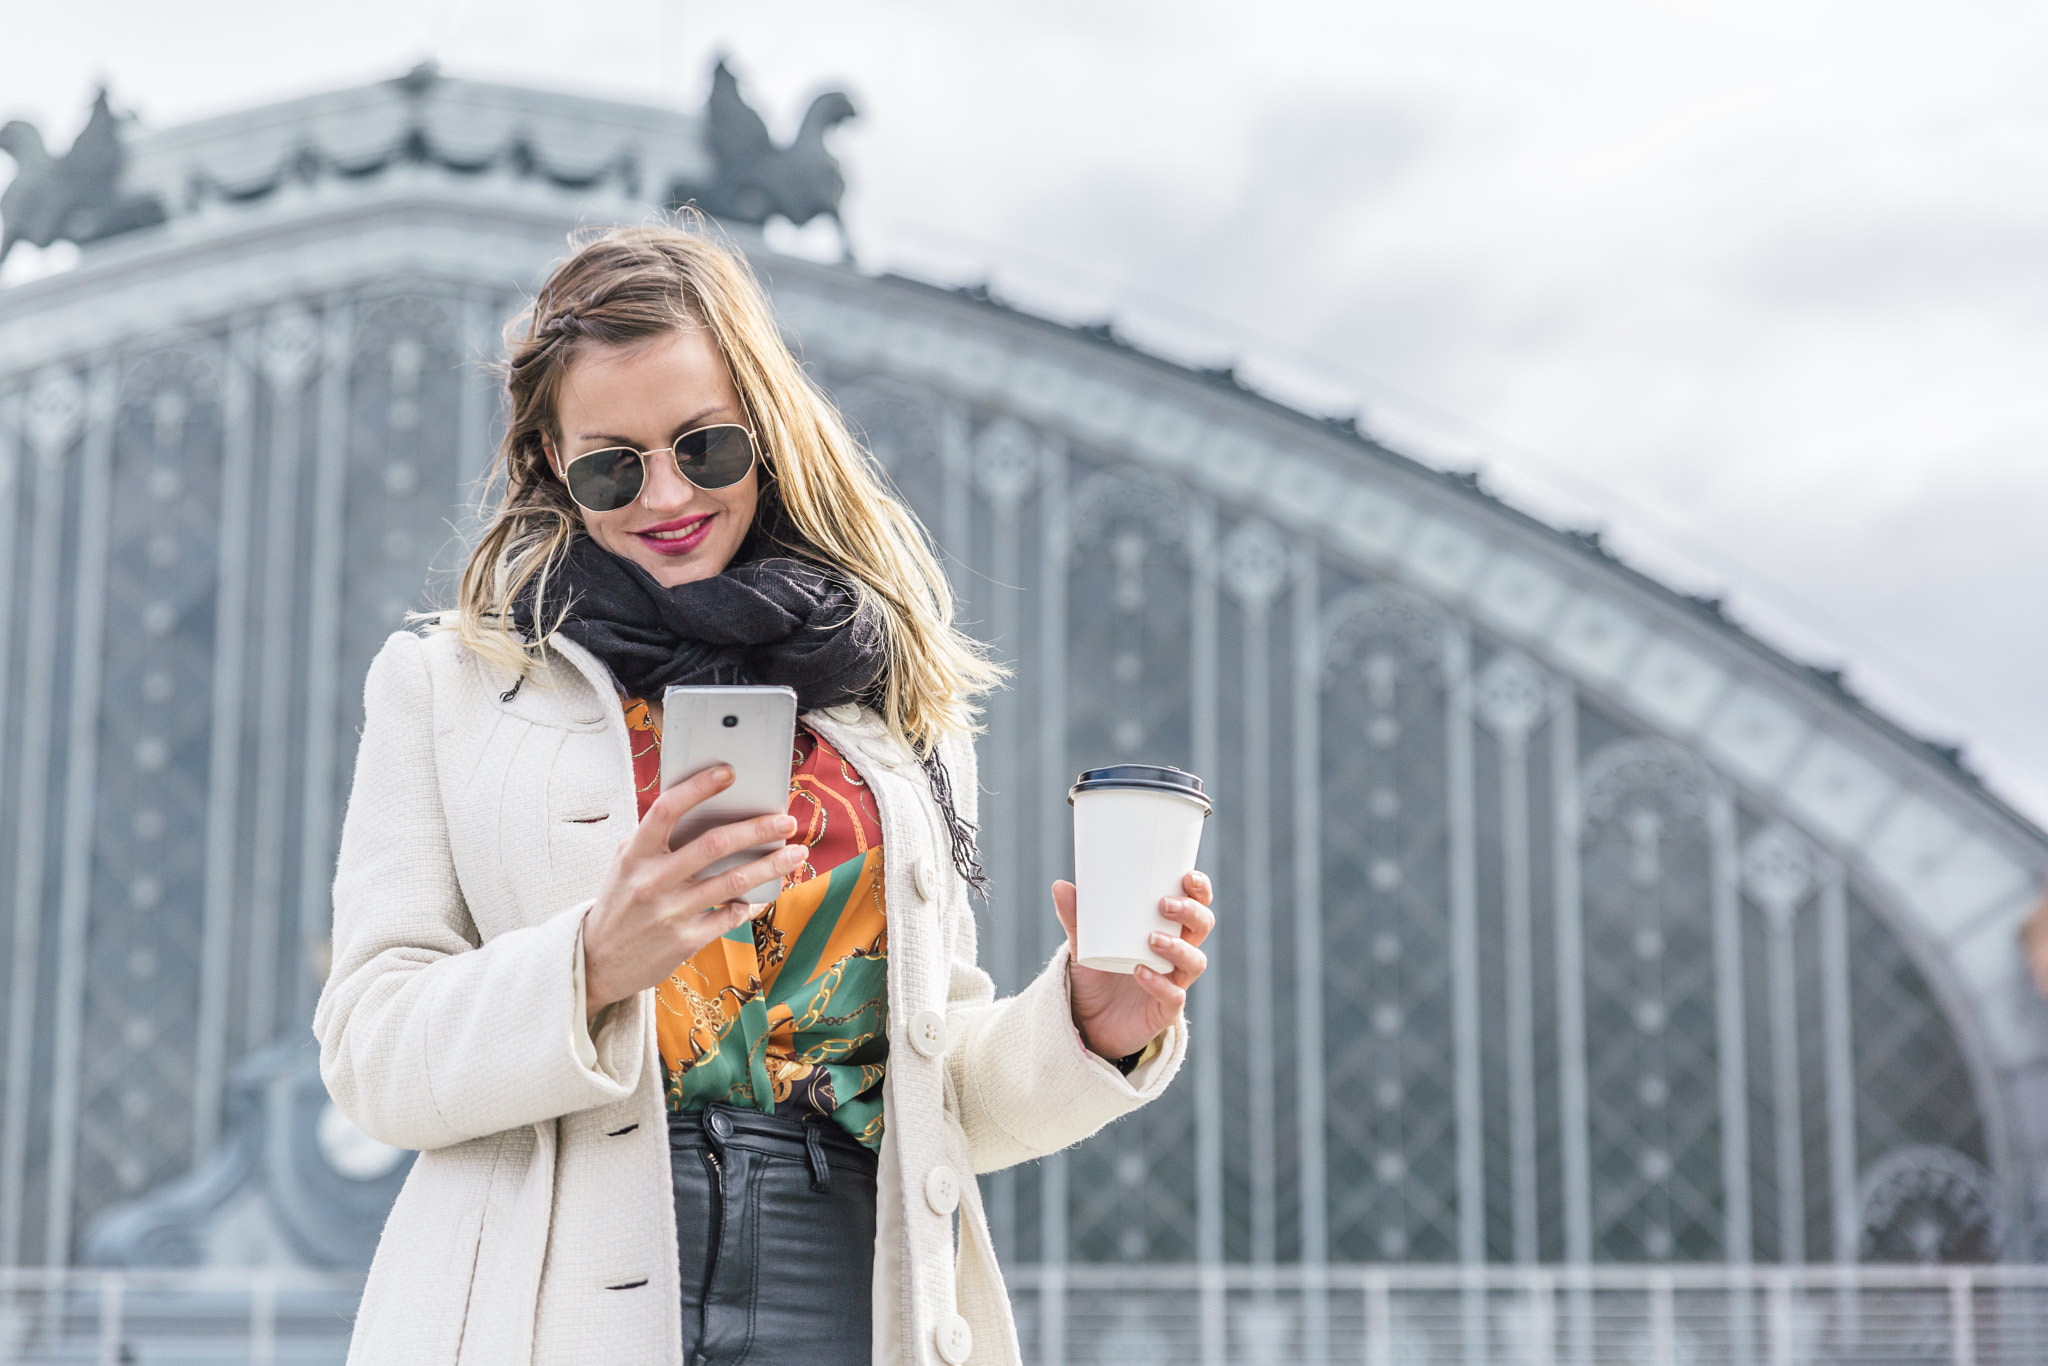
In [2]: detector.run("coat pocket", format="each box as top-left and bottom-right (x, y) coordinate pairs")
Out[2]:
(351, 1143), (495, 1364)
(456, 1123), (554, 1365)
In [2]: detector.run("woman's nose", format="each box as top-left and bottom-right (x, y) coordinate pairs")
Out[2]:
(637, 447), (699, 514)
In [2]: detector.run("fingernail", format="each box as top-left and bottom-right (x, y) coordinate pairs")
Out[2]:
(778, 816), (797, 834)
(1150, 932), (1169, 948)
(714, 765), (733, 783)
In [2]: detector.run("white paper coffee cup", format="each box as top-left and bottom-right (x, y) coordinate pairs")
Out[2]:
(1069, 765), (1212, 974)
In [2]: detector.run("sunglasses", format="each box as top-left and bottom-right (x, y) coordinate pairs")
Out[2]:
(555, 423), (759, 513)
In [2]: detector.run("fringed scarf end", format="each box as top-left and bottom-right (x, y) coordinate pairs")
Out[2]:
(919, 746), (991, 901)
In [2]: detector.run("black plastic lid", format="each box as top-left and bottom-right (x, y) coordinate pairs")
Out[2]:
(1068, 764), (1211, 814)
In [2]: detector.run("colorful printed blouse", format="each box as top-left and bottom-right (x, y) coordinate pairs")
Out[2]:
(623, 695), (889, 1149)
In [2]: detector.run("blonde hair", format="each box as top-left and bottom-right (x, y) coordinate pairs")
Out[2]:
(455, 219), (1002, 749)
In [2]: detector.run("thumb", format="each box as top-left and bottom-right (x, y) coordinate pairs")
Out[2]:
(1051, 879), (1078, 949)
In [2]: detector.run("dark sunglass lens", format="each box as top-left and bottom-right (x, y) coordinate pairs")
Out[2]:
(673, 426), (756, 490)
(565, 447), (645, 512)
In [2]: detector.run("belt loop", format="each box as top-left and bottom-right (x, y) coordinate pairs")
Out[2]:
(803, 1121), (831, 1193)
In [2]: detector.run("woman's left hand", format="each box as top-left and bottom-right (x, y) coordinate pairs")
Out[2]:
(1053, 870), (1214, 1063)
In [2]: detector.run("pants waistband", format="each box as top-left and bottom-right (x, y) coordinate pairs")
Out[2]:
(669, 1103), (877, 1185)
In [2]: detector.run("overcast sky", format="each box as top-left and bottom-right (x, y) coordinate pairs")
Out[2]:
(6, 1), (2048, 822)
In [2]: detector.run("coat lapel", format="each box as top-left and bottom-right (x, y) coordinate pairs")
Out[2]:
(799, 708), (945, 1009)
(464, 639), (639, 933)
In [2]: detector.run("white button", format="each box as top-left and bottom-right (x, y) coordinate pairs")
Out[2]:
(864, 740), (903, 770)
(934, 1314), (974, 1364)
(913, 858), (936, 901)
(823, 703), (862, 723)
(925, 1165), (960, 1215)
(909, 1009), (948, 1058)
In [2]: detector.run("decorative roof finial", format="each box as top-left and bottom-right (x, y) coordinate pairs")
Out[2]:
(389, 60), (442, 98)
(0, 86), (166, 268)
(682, 58), (858, 261)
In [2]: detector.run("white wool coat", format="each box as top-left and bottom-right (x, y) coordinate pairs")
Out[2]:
(313, 628), (1187, 1366)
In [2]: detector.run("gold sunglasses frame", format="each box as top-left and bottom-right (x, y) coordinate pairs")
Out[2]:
(553, 422), (760, 513)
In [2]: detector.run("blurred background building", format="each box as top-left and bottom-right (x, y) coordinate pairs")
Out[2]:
(2, 62), (2046, 1362)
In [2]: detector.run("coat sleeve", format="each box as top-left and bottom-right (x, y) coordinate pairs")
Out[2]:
(313, 631), (648, 1152)
(932, 732), (1189, 1174)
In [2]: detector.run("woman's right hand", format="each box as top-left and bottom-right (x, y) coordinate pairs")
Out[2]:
(581, 764), (807, 1019)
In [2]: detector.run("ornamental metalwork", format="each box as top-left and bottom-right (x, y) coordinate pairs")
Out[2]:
(0, 271), (504, 1266)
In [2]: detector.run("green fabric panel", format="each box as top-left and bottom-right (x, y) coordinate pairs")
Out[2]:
(831, 1081), (885, 1149)
(764, 853), (866, 1011)
(669, 1018), (756, 1111)
(788, 956), (889, 1050)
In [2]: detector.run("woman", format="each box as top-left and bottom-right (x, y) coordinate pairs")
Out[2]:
(314, 222), (1215, 1366)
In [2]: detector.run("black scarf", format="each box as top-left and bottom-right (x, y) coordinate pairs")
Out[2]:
(515, 535), (988, 895)
(516, 534), (886, 709)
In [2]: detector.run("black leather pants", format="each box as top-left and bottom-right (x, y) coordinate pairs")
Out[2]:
(670, 1103), (878, 1366)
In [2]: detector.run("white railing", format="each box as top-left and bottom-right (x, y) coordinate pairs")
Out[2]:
(1004, 1264), (2048, 1366)
(3, 1263), (2047, 1364)
(0, 1268), (364, 1365)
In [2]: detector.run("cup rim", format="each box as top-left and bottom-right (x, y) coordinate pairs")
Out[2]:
(1067, 764), (1212, 814)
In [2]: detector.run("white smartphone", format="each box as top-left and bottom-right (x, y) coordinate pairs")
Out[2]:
(659, 684), (800, 906)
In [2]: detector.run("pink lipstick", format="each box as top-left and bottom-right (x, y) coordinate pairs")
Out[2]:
(633, 513), (715, 556)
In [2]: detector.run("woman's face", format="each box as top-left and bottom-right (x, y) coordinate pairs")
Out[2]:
(544, 326), (759, 588)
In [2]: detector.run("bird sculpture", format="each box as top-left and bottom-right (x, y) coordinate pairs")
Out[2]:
(701, 60), (858, 259)
(0, 88), (165, 269)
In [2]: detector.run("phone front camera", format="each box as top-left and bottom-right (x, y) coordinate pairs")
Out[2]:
(722, 715), (739, 728)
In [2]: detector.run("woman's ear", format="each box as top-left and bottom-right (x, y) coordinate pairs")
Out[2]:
(539, 432), (561, 480)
